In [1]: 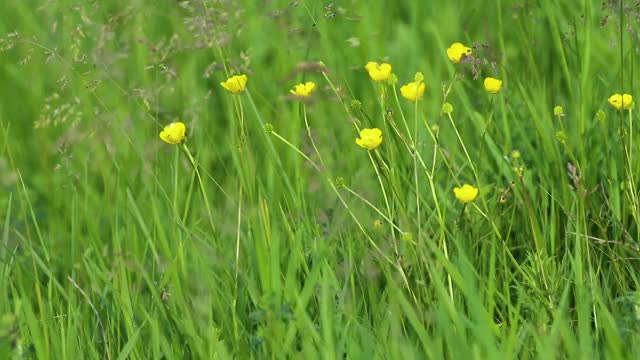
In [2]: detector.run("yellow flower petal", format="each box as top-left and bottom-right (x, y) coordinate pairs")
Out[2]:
(365, 62), (392, 82)
(355, 128), (383, 151)
(483, 77), (503, 94)
(400, 80), (426, 102)
(446, 42), (472, 64)
(220, 74), (248, 94)
(608, 93), (633, 110)
(159, 122), (186, 145)
(290, 81), (316, 97)
(453, 184), (479, 203)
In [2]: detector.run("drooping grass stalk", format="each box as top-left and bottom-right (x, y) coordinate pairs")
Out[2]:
(302, 103), (326, 169)
(368, 149), (396, 246)
(342, 185), (407, 237)
(181, 169), (196, 223)
(232, 183), (243, 349)
(478, 96), (495, 161)
(269, 129), (418, 302)
(181, 143), (217, 236)
(413, 99), (422, 242)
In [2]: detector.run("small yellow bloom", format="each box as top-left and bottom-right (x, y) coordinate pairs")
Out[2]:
(220, 74), (248, 94)
(446, 42), (472, 64)
(159, 122), (186, 144)
(365, 62), (392, 82)
(483, 77), (503, 94)
(453, 184), (479, 204)
(290, 81), (316, 97)
(355, 128), (383, 151)
(608, 93), (633, 110)
(400, 80), (426, 102)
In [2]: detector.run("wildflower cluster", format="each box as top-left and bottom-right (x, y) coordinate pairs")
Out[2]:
(158, 39), (633, 215)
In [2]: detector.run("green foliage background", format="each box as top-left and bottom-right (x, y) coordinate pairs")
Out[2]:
(1, 0), (640, 358)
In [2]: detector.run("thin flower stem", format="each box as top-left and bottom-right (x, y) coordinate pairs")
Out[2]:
(232, 183), (243, 346)
(270, 131), (322, 173)
(447, 112), (477, 178)
(321, 70), (360, 131)
(181, 169), (197, 223)
(181, 143), (217, 236)
(478, 96), (495, 161)
(414, 100), (422, 243)
(391, 85), (413, 143)
(342, 185), (407, 236)
(173, 146), (180, 219)
(369, 150), (395, 237)
(376, 90), (399, 253)
(303, 104), (326, 169)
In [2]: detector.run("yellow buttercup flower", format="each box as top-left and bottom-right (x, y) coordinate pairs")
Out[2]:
(365, 62), (392, 82)
(290, 81), (316, 97)
(159, 122), (186, 144)
(400, 80), (425, 102)
(608, 93), (633, 110)
(220, 74), (248, 94)
(355, 128), (383, 151)
(483, 77), (503, 94)
(453, 184), (479, 204)
(446, 42), (472, 64)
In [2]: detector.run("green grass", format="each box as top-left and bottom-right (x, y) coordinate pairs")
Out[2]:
(1, 0), (640, 358)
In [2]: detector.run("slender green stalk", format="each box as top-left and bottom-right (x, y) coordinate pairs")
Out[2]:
(181, 143), (217, 236)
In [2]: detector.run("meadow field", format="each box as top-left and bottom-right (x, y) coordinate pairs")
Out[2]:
(1, 0), (640, 358)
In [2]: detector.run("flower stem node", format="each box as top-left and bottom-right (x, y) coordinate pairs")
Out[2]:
(401, 232), (413, 242)
(263, 123), (274, 134)
(334, 177), (346, 188)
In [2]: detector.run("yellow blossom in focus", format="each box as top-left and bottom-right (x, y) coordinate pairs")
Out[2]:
(446, 42), (472, 64)
(220, 74), (248, 94)
(355, 128), (383, 151)
(483, 77), (503, 94)
(159, 122), (186, 145)
(453, 184), (479, 204)
(290, 81), (316, 97)
(608, 93), (633, 110)
(400, 80), (425, 102)
(365, 62), (392, 82)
